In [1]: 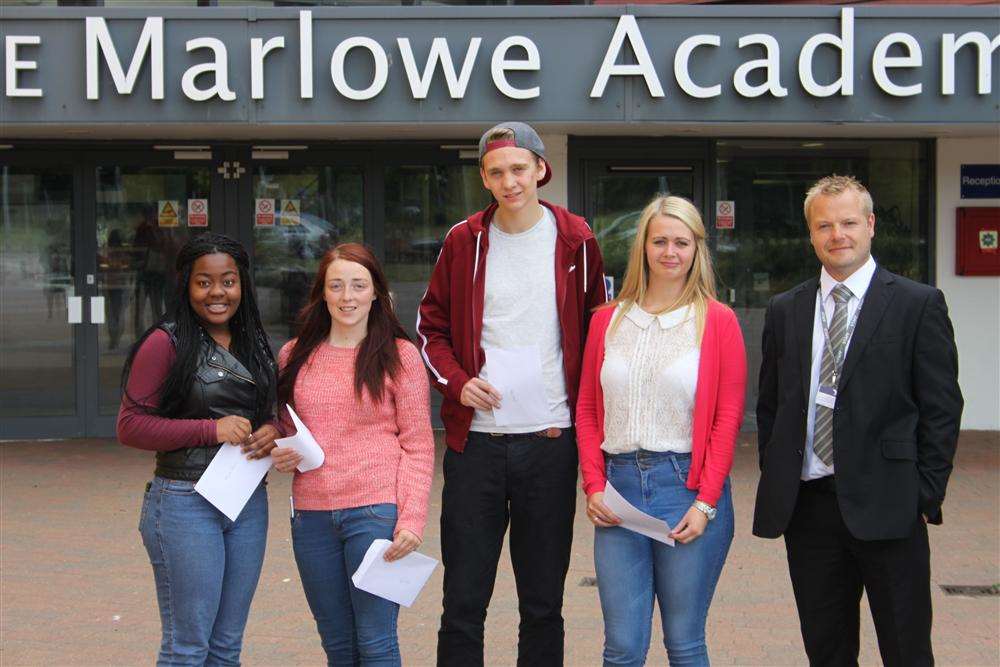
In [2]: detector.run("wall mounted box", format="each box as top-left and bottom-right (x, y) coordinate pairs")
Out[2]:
(956, 207), (1000, 276)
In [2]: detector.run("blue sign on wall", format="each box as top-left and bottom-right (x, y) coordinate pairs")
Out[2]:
(961, 165), (1000, 199)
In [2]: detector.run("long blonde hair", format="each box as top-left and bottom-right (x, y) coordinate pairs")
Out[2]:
(608, 195), (717, 342)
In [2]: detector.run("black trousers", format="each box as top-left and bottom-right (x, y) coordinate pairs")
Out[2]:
(784, 477), (933, 667)
(437, 429), (578, 667)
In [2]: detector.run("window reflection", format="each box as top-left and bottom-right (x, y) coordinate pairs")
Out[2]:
(95, 165), (211, 414)
(588, 170), (694, 297)
(714, 139), (929, 308)
(714, 139), (929, 429)
(252, 165), (364, 351)
(383, 164), (490, 337)
(0, 168), (76, 418)
(382, 163), (489, 428)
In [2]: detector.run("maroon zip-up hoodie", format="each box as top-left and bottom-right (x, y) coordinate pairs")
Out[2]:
(416, 200), (607, 452)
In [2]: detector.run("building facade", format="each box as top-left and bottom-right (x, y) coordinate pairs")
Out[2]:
(2, 3), (998, 438)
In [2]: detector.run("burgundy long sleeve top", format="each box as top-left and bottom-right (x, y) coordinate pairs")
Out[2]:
(116, 329), (218, 451)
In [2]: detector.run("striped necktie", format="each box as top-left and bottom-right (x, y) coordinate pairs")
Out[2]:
(813, 284), (853, 467)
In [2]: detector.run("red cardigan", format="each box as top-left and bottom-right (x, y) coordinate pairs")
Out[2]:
(416, 201), (607, 452)
(576, 299), (747, 507)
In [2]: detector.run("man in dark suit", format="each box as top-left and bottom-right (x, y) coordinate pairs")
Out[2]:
(753, 175), (963, 667)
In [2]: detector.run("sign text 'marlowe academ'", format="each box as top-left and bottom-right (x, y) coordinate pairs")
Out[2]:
(3, 6), (998, 125)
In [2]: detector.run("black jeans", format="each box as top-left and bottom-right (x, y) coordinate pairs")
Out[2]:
(784, 477), (933, 667)
(437, 429), (578, 667)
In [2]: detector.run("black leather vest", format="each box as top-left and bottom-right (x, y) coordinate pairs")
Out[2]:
(154, 323), (275, 481)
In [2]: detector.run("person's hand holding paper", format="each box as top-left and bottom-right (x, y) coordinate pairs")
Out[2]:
(383, 529), (422, 562)
(194, 443), (272, 521)
(352, 539), (438, 607)
(271, 405), (325, 473)
(484, 346), (552, 426)
(240, 423), (282, 460)
(603, 482), (675, 547)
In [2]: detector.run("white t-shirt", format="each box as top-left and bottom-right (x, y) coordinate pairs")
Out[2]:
(470, 207), (572, 433)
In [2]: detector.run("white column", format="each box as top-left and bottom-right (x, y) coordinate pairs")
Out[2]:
(936, 137), (1000, 429)
(539, 133), (568, 209)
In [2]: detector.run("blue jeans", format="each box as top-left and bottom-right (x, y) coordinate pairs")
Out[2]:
(594, 451), (734, 667)
(291, 504), (402, 667)
(138, 476), (268, 667)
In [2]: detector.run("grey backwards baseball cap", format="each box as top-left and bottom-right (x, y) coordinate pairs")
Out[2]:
(478, 121), (552, 187)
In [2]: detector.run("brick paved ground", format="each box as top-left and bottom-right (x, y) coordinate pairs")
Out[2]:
(2, 432), (997, 666)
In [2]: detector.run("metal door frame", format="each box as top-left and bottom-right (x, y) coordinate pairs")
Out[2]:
(568, 137), (712, 229)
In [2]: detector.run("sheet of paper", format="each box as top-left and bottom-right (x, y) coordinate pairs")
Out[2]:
(351, 539), (439, 608)
(485, 346), (552, 427)
(194, 443), (272, 522)
(603, 482), (676, 547)
(274, 405), (325, 473)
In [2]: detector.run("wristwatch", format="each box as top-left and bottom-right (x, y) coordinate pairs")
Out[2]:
(692, 500), (717, 521)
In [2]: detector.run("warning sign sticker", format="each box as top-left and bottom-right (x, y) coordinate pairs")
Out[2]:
(158, 200), (180, 228)
(255, 199), (275, 227)
(280, 199), (301, 226)
(715, 201), (735, 229)
(187, 198), (209, 227)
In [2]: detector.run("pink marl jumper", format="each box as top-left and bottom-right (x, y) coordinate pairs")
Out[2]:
(278, 338), (435, 539)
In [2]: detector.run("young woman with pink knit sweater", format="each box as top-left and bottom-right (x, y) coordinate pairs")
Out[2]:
(269, 243), (434, 667)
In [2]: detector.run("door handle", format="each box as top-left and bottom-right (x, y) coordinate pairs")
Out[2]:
(68, 296), (83, 324)
(90, 296), (106, 325)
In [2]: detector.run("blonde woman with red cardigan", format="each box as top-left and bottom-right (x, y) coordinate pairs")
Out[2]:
(576, 195), (747, 667)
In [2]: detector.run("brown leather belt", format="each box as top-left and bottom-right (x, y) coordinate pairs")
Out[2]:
(487, 427), (563, 439)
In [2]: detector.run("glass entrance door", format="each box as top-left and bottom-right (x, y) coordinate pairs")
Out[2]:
(713, 139), (931, 428)
(1, 150), (223, 439)
(583, 161), (701, 299)
(90, 159), (220, 429)
(383, 162), (491, 338)
(4, 141), (543, 438)
(0, 162), (83, 439)
(247, 159), (365, 354)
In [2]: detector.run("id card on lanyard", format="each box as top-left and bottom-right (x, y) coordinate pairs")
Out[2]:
(817, 287), (863, 409)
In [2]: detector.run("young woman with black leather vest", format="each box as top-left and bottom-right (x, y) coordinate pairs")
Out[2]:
(117, 233), (279, 666)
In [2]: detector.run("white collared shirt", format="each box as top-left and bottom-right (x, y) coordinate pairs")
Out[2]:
(802, 255), (878, 480)
(600, 303), (700, 454)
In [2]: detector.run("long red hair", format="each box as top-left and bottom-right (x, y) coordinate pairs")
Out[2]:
(277, 243), (411, 407)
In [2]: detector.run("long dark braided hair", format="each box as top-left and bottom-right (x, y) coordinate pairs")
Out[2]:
(120, 233), (276, 426)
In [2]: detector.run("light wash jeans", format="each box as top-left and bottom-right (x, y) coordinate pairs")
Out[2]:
(291, 504), (402, 667)
(594, 451), (734, 667)
(139, 476), (268, 667)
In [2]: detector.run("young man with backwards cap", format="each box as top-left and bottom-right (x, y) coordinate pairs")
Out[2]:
(418, 122), (607, 666)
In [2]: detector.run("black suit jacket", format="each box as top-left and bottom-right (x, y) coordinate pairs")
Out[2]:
(752, 266), (963, 541)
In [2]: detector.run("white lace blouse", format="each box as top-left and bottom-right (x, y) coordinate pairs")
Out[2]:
(599, 303), (700, 454)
